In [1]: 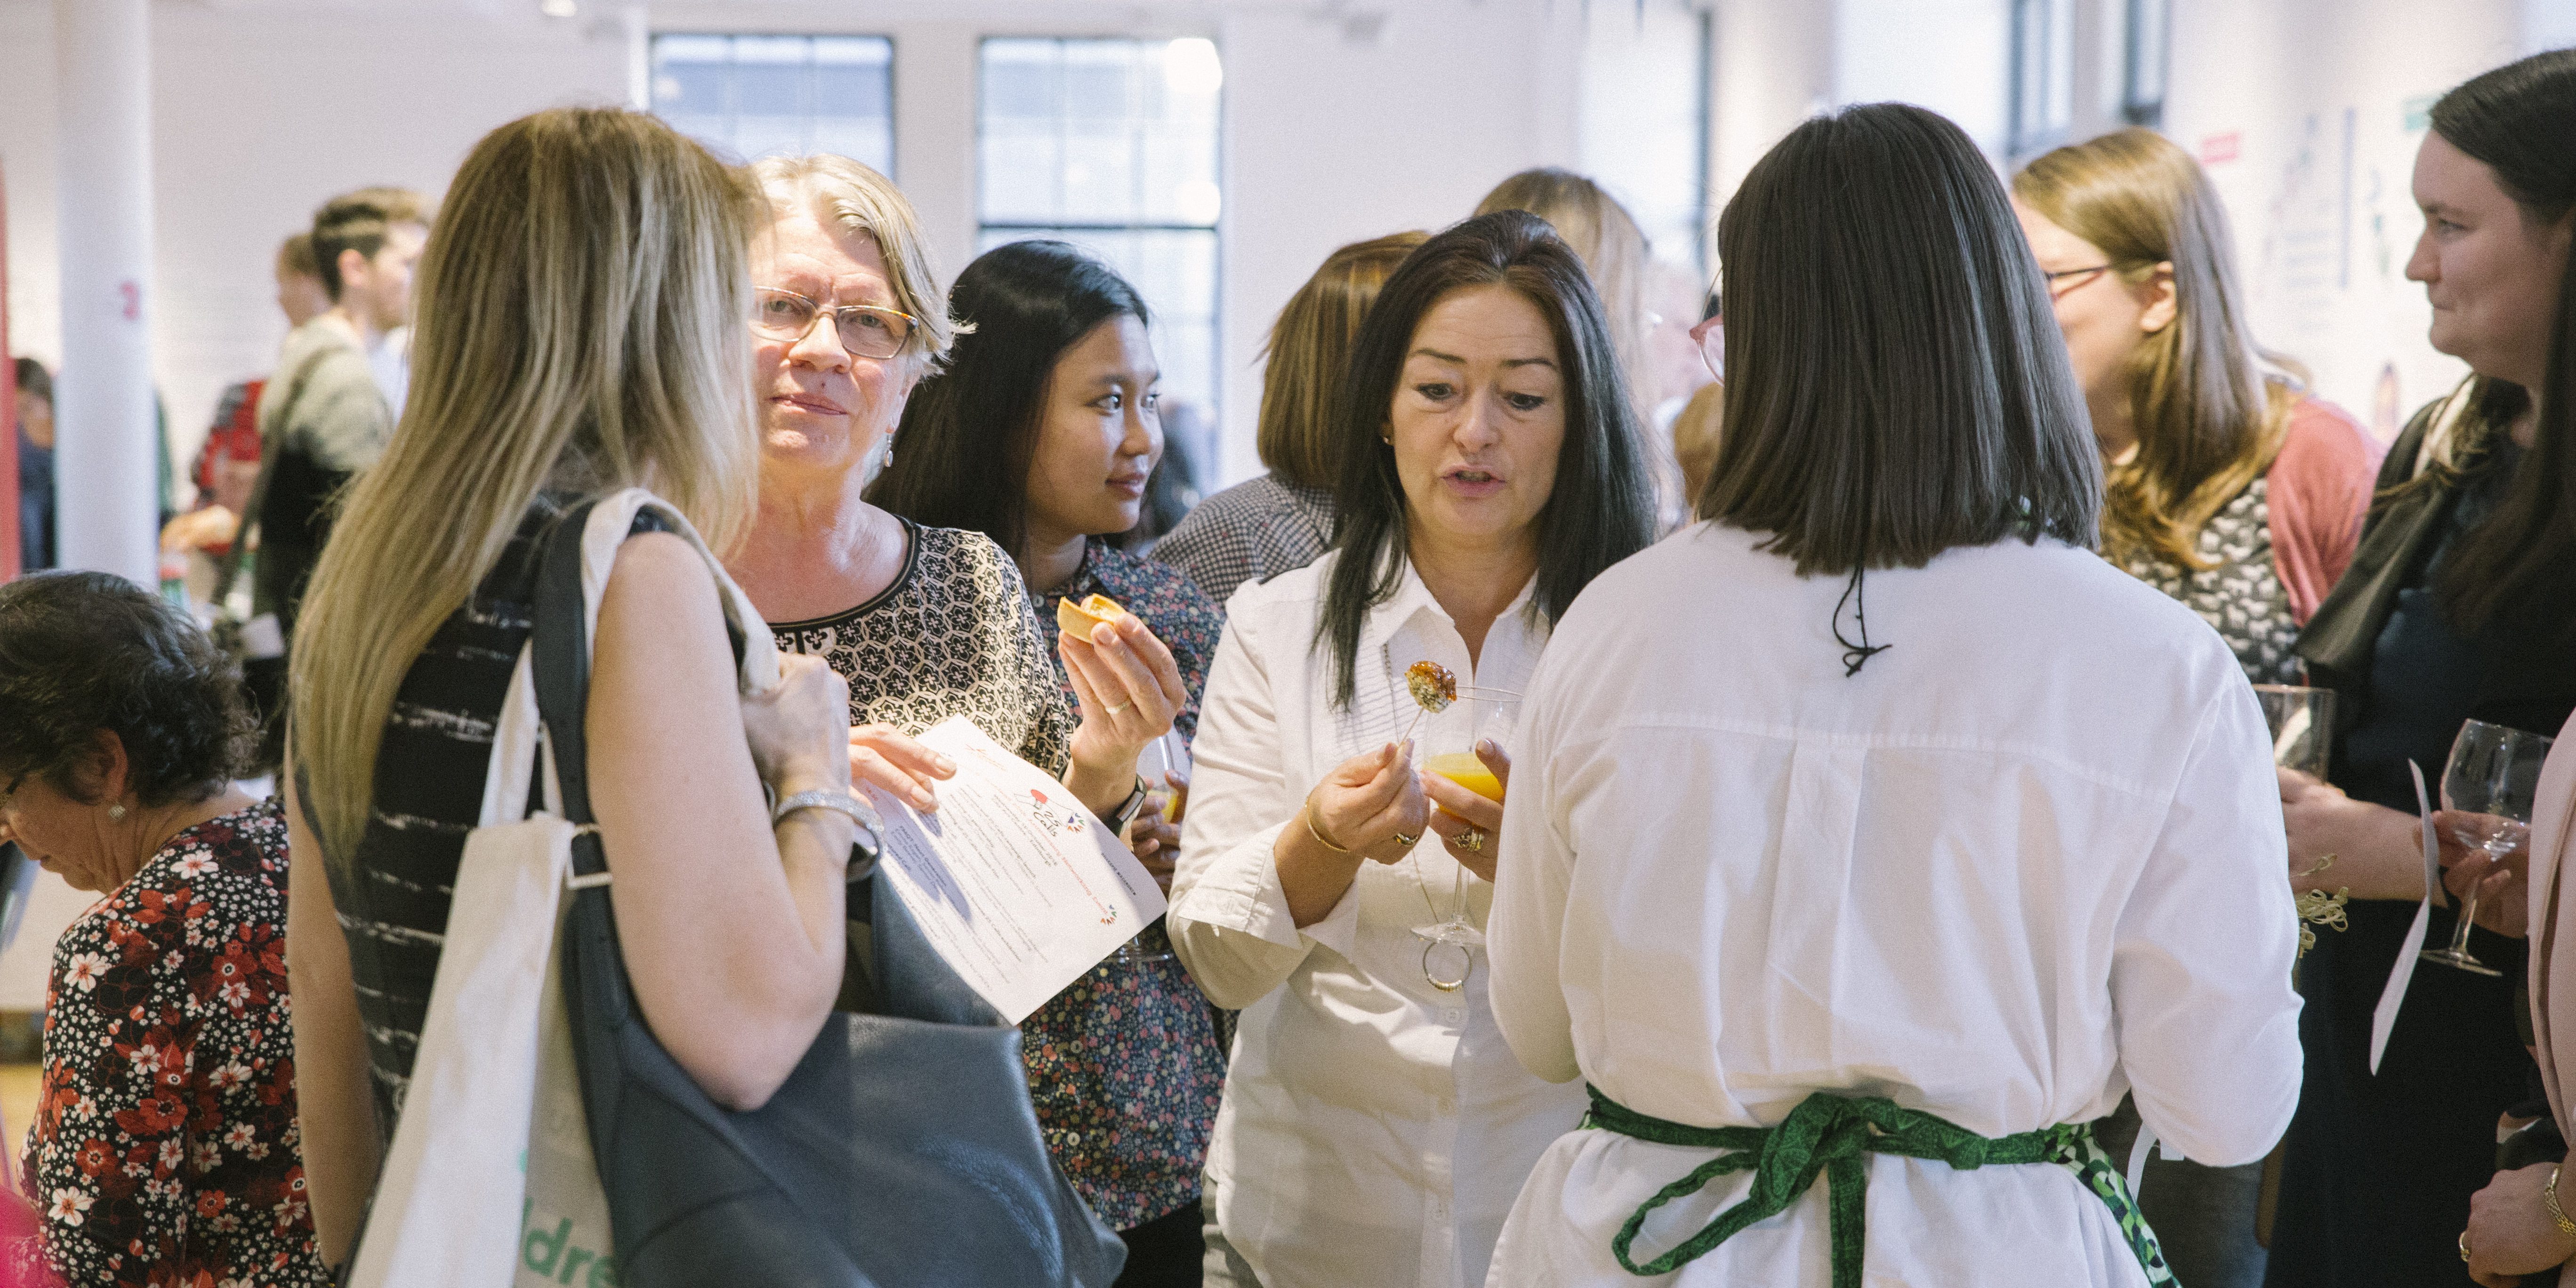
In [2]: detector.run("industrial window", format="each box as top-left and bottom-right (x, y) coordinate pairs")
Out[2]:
(651, 34), (895, 174)
(978, 36), (1224, 485)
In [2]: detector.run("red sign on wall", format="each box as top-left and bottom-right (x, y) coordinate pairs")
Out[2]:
(2200, 132), (2243, 166)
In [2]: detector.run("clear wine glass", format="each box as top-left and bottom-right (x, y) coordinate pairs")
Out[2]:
(2254, 684), (2334, 779)
(2420, 718), (2553, 976)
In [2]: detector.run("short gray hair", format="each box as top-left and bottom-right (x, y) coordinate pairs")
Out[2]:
(749, 154), (962, 369)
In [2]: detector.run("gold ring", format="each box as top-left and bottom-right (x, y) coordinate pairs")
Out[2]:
(1458, 828), (1485, 853)
(1393, 830), (1420, 848)
(1105, 700), (1131, 717)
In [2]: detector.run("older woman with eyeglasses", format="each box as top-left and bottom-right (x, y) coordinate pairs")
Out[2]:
(726, 155), (1180, 843)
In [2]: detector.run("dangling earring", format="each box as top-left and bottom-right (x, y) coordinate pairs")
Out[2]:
(107, 803), (127, 821)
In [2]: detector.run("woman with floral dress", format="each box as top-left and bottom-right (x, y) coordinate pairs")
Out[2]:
(0, 571), (325, 1288)
(872, 238), (1224, 1285)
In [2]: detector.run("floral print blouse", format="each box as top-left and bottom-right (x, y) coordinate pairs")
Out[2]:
(1019, 538), (1230, 1229)
(16, 799), (327, 1288)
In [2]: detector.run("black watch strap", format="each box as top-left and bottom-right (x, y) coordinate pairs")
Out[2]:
(1105, 775), (1151, 831)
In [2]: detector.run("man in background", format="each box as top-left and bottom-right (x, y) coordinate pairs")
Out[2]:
(163, 232), (331, 567)
(241, 188), (427, 769)
(251, 187), (426, 635)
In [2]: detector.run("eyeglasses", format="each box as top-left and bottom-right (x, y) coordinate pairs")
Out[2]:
(2042, 265), (2115, 300)
(749, 287), (918, 360)
(1689, 314), (1724, 385)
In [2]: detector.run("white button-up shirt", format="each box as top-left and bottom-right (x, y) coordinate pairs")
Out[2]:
(1171, 554), (1589, 1288)
(1485, 523), (2304, 1287)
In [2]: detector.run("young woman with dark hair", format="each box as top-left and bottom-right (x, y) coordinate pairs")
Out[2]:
(2250, 48), (2576, 1288)
(871, 239), (1225, 1286)
(1168, 209), (1654, 1288)
(1483, 103), (2301, 1287)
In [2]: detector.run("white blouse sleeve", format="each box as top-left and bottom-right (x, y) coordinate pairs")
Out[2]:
(1488, 652), (1583, 1085)
(2111, 681), (2306, 1167)
(1169, 614), (1345, 1011)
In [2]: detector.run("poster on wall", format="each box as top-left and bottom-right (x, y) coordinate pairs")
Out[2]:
(2212, 90), (2468, 444)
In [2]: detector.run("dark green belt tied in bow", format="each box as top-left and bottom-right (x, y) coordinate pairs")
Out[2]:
(1580, 1086), (2175, 1287)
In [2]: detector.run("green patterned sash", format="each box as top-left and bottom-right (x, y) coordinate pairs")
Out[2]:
(1580, 1086), (2175, 1287)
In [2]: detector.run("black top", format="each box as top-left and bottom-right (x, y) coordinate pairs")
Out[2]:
(2267, 396), (2576, 1288)
(325, 498), (665, 1136)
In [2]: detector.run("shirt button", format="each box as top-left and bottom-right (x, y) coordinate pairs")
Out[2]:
(1442, 1009), (1464, 1023)
(1434, 1096), (1455, 1115)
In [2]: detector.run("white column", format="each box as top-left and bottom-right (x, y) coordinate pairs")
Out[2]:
(52, 0), (157, 585)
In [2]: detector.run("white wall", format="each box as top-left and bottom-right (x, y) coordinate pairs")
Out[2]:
(2164, 0), (2530, 437)
(1, 1), (632, 496)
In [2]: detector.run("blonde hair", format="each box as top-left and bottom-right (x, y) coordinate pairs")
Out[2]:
(2014, 128), (2303, 570)
(1475, 169), (1655, 414)
(1257, 230), (1427, 489)
(748, 154), (959, 371)
(291, 107), (762, 861)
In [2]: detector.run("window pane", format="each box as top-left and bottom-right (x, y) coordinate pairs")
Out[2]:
(649, 33), (894, 174)
(979, 38), (1224, 480)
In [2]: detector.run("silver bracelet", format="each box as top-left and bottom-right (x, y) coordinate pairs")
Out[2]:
(771, 788), (886, 860)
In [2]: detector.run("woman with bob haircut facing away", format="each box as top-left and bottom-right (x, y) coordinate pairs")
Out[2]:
(282, 108), (862, 1269)
(1169, 209), (1657, 1288)
(1152, 230), (1427, 608)
(870, 239), (1221, 1284)
(2011, 125), (2380, 1288)
(1483, 102), (2303, 1287)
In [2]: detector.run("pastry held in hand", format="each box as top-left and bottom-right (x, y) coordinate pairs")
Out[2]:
(1057, 592), (1132, 641)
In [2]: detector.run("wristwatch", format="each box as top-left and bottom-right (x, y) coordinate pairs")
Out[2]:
(1105, 775), (1151, 832)
(772, 788), (886, 863)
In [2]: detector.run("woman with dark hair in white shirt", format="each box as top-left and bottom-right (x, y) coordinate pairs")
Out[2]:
(1484, 102), (2303, 1287)
(1169, 209), (1656, 1288)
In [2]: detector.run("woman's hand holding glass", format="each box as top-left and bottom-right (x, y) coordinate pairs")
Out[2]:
(2437, 809), (2533, 939)
(1422, 739), (1510, 883)
(1061, 615), (1187, 793)
(741, 653), (856, 803)
(2278, 767), (2429, 902)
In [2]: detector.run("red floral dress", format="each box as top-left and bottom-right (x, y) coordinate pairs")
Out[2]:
(14, 800), (326, 1287)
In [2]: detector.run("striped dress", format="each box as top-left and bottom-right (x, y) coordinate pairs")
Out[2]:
(323, 497), (667, 1135)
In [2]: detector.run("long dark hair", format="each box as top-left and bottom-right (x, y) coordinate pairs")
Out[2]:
(2425, 49), (2576, 633)
(1702, 103), (2101, 574)
(869, 240), (1150, 556)
(1316, 209), (1657, 707)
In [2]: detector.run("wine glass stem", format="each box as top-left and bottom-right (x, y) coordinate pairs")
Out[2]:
(2448, 889), (2482, 956)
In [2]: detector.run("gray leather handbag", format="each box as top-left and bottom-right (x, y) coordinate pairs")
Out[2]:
(531, 499), (1127, 1287)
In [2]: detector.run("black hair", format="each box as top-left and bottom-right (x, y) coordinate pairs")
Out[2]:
(0, 571), (250, 807)
(12, 358), (50, 406)
(1701, 102), (2101, 576)
(1316, 209), (1658, 707)
(869, 240), (1150, 557)
(2426, 49), (2576, 634)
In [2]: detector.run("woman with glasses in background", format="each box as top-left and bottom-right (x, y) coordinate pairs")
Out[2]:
(2009, 127), (2382, 1288)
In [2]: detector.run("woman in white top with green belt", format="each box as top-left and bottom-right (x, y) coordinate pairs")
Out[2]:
(1484, 104), (2304, 1287)
(1169, 210), (1657, 1288)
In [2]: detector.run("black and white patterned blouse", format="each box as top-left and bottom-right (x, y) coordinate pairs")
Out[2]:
(2118, 475), (2302, 685)
(1147, 473), (1334, 609)
(771, 520), (1075, 774)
